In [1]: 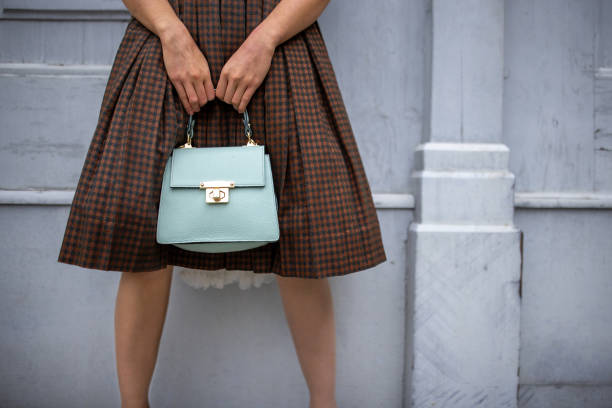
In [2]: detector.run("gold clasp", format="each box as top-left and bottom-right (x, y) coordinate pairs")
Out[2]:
(199, 180), (235, 203)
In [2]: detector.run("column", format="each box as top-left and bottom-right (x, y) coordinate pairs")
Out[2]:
(405, 0), (521, 406)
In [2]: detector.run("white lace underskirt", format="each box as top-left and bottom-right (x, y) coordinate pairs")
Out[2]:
(174, 266), (276, 290)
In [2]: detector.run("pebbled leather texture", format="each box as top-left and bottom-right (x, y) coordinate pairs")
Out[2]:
(156, 145), (280, 253)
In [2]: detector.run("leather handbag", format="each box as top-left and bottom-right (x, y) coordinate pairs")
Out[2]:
(156, 108), (280, 253)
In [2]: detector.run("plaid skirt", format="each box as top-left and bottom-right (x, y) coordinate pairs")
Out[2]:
(57, 0), (387, 279)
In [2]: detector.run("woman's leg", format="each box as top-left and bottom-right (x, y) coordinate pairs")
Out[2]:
(275, 275), (338, 408)
(115, 265), (174, 408)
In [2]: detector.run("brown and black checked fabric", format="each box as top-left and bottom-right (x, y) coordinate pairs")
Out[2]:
(57, 0), (387, 278)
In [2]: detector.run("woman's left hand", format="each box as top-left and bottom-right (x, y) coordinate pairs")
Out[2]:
(215, 30), (277, 113)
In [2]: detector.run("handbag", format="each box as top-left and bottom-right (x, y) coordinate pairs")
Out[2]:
(156, 108), (280, 253)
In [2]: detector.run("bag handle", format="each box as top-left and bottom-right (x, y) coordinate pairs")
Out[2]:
(182, 108), (257, 148)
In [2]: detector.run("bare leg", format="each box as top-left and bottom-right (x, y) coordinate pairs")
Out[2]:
(275, 275), (338, 408)
(115, 265), (174, 408)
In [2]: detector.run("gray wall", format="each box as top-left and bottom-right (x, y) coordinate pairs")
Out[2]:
(0, 0), (418, 407)
(504, 0), (612, 406)
(1, 0), (611, 407)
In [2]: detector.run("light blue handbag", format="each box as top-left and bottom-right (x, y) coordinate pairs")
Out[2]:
(156, 109), (280, 253)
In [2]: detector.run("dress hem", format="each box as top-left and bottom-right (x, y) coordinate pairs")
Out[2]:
(57, 218), (387, 278)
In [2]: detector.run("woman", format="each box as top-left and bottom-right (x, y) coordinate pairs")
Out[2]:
(57, 0), (387, 406)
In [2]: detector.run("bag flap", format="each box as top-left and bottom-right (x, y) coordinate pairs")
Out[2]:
(170, 145), (265, 188)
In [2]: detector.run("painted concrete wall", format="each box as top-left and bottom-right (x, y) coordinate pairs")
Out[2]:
(0, 0), (420, 407)
(504, 0), (612, 406)
(1, 0), (611, 406)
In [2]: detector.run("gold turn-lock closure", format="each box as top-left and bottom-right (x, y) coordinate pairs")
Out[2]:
(199, 180), (235, 203)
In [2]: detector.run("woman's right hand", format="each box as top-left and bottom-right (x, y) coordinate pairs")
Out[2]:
(159, 24), (215, 115)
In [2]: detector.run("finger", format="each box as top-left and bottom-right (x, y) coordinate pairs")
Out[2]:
(182, 80), (200, 113)
(231, 82), (248, 111)
(238, 86), (255, 113)
(172, 79), (193, 115)
(223, 76), (238, 105)
(215, 73), (228, 100)
(193, 80), (208, 106)
(204, 77), (215, 102)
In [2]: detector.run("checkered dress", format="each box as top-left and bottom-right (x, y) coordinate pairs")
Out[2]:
(57, 0), (387, 278)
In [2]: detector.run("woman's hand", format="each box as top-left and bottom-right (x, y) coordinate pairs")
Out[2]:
(122, 0), (329, 115)
(159, 24), (215, 115)
(215, 30), (277, 113)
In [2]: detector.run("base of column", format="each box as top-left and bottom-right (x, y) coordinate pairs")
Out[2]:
(405, 142), (521, 407)
(405, 226), (521, 408)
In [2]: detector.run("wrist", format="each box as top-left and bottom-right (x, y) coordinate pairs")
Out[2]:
(250, 22), (282, 50)
(155, 17), (189, 44)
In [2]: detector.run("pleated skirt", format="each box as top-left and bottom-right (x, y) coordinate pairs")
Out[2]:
(57, 0), (387, 279)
